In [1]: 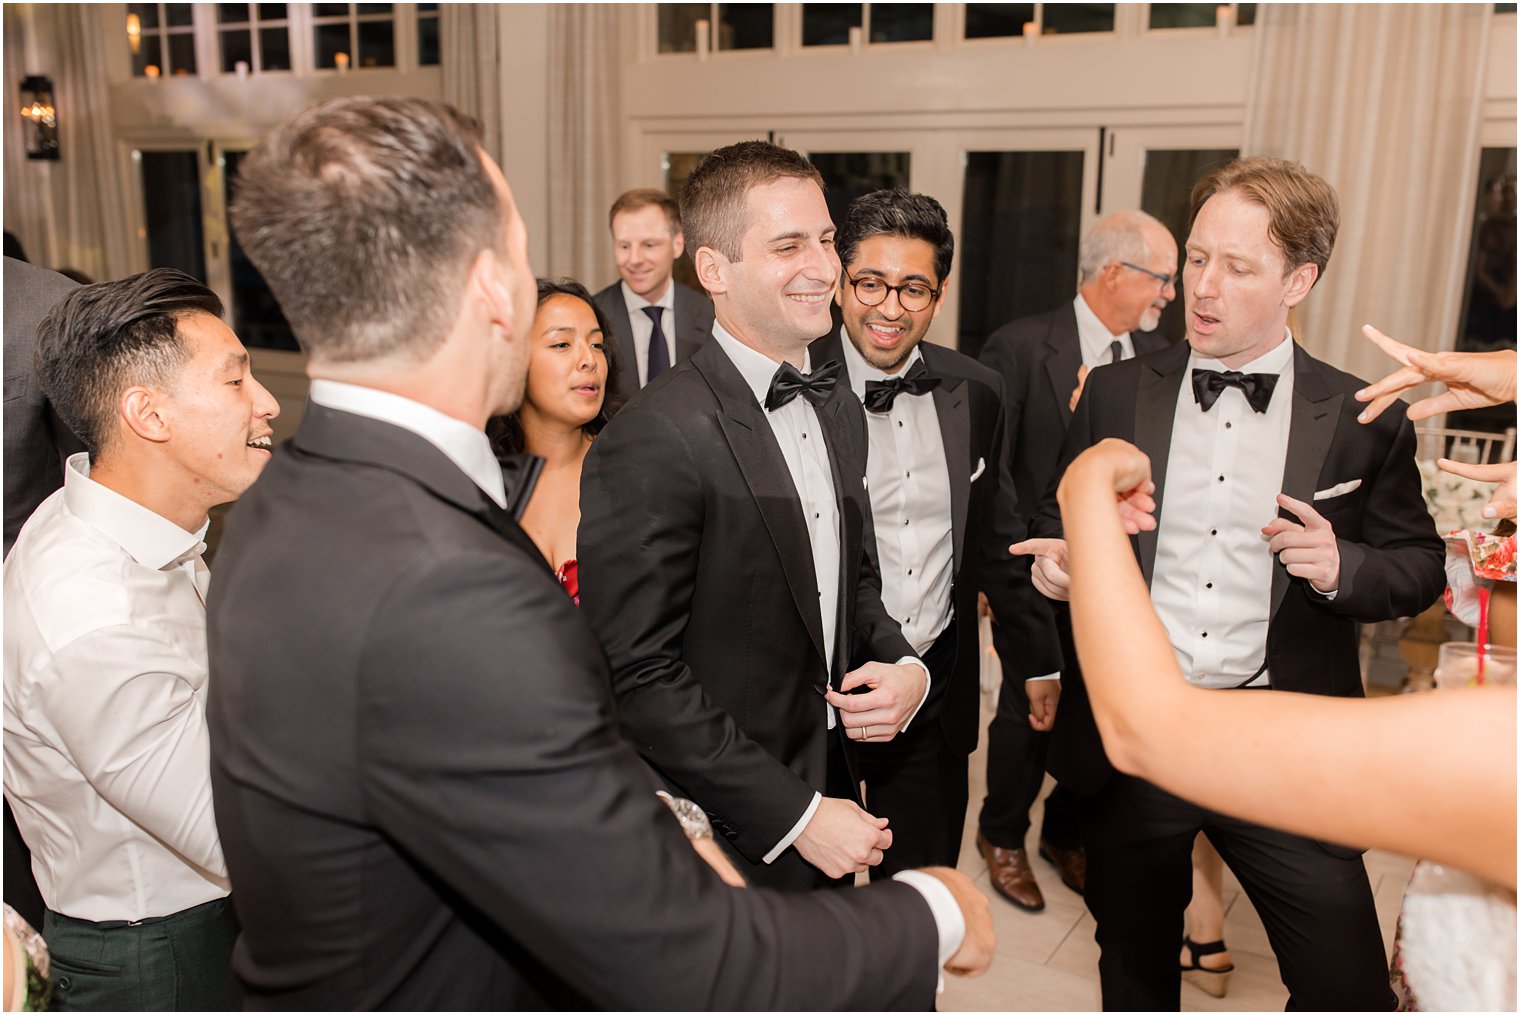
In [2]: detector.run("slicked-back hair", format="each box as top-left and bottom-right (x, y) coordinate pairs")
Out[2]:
(35, 268), (221, 460)
(680, 140), (824, 262)
(1190, 156), (1339, 284)
(609, 188), (682, 234)
(837, 189), (954, 285)
(229, 97), (502, 365)
(487, 278), (627, 456)
(1077, 210), (1169, 285)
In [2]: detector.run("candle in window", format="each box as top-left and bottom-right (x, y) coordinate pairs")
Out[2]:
(334, 52), (350, 73)
(1216, 4), (1236, 33)
(694, 20), (709, 60)
(144, 64), (160, 79)
(235, 60), (250, 79)
(1022, 20), (1039, 44)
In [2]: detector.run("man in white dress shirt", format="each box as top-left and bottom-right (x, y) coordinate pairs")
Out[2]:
(3, 268), (279, 1010)
(593, 188), (715, 401)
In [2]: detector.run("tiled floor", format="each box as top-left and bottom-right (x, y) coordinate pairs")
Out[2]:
(934, 692), (1415, 1012)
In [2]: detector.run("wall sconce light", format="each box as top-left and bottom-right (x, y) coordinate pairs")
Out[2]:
(126, 12), (142, 54)
(19, 76), (59, 161)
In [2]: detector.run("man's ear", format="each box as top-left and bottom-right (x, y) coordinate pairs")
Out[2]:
(1282, 262), (1319, 309)
(694, 246), (727, 297)
(470, 247), (516, 333)
(672, 229), (687, 260)
(119, 386), (171, 445)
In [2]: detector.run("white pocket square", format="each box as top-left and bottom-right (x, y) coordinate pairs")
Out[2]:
(969, 458), (986, 482)
(1313, 479), (1361, 501)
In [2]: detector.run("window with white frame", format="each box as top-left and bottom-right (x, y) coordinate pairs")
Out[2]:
(312, 3), (395, 70)
(216, 4), (293, 73)
(126, 3), (197, 77)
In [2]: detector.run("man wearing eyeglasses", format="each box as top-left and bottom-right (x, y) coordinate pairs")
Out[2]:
(973, 210), (1177, 912)
(809, 189), (1061, 879)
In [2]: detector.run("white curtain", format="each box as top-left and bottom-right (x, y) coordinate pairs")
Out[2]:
(1243, 3), (1493, 382)
(546, 4), (622, 286)
(441, 4), (504, 167)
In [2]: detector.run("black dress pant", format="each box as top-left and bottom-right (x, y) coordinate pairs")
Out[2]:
(977, 665), (1082, 852)
(1082, 773), (1396, 1012)
(859, 620), (968, 880)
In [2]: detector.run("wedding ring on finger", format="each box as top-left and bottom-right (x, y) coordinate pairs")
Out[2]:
(862, 725), (871, 741)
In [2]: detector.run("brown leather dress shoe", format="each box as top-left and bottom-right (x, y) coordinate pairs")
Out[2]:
(977, 832), (1045, 912)
(1038, 839), (1086, 896)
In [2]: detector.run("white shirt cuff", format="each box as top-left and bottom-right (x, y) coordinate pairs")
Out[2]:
(1025, 672), (1061, 682)
(761, 791), (821, 865)
(895, 656), (932, 731)
(892, 869), (965, 994)
(1309, 584), (1338, 600)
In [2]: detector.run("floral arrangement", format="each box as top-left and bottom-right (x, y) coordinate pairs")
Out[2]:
(1418, 458), (1499, 533)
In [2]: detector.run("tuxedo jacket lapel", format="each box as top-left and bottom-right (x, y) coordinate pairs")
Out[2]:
(930, 373), (971, 573)
(1133, 343), (1191, 585)
(1272, 344), (1343, 619)
(1044, 309), (1084, 428)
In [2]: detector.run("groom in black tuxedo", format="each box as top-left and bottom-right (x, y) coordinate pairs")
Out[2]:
(1017, 157), (1444, 1010)
(579, 143), (934, 891)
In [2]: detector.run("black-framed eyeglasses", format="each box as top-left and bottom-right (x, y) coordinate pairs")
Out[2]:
(1118, 261), (1180, 290)
(844, 272), (942, 312)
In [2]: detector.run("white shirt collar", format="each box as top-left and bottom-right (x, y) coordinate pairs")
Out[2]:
(1188, 328), (1297, 375)
(837, 324), (925, 402)
(60, 453), (208, 570)
(710, 320), (813, 411)
(621, 278), (675, 313)
(1073, 292), (1132, 364)
(308, 379), (506, 508)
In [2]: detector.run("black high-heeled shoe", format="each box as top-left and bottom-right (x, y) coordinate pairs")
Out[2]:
(1180, 936), (1234, 998)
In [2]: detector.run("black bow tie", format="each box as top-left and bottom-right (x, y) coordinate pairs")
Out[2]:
(863, 360), (943, 413)
(765, 359), (842, 412)
(1191, 368), (1279, 414)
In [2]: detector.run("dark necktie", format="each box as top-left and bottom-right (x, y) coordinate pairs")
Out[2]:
(765, 359), (842, 412)
(1108, 339), (1124, 364)
(1191, 368), (1279, 414)
(642, 306), (670, 383)
(863, 360), (943, 413)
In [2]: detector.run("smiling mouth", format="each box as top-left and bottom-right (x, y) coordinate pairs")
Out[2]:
(864, 321), (906, 345)
(786, 293), (830, 306)
(247, 435), (273, 452)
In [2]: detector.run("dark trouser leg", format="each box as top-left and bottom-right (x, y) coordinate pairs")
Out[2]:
(3, 801), (45, 930)
(1204, 819), (1397, 1011)
(977, 670), (1050, 851)
(859, 722), (968, 880)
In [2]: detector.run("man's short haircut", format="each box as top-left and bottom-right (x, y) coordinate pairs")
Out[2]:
(837, 189), (954, 286)
(1078, 210), (1170, 285)
(229, 97), (502, 365)
(609, 188), (682, 235)
(680, 140), (824, 261)
(1190, 156), (1339, 284)
(35, 268), (221, 460)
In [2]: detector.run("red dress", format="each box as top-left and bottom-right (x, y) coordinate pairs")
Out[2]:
(555, 559), (579, 606)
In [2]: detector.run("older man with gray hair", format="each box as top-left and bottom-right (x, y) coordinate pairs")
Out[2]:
(973, 210), (1177, 912)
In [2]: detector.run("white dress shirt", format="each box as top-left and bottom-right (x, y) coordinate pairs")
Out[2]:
(1151, 333), (1296, 688)
(309, 379), (506, 508)
(3, 454), (228, 922)
(621, 280), (678, 386)
(839, 333), (955, 654)
(1073, 292), (1136, 366)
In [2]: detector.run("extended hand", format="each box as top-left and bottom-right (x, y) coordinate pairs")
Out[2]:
(827, 661), (929, 742)
(1057, 439), (1158, 535)
(918, 867), (995, 978)
(1356, 325), (1517, 423)
(1026, 678), (1060, 732)
(1262, 493), (1341, 593)
(793, 796), (892, 878)
(1438, 458), (1518, 521)
(1009, 538), (1071, 601)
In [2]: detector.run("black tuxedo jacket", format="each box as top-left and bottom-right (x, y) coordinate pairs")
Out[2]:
(206, 405), (937, 1009)
(578, 340), (915, 888)
(1033, 340), (1446, 794)
(811, 331), (1061, 758)
(593, 279), (715, 401)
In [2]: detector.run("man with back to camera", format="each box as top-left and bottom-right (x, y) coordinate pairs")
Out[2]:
(579, 142), (938, 892)
(4, 268), (280, 1009)
(974, 210), (1177, 910)
(1015, 156), (1443, 1010)
(594, 187), (714, 400)
(807, 188), (1062, 878)
(205, 98), (993, 1009)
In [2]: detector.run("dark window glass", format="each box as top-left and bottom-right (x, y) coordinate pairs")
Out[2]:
(807, 152), (911, 239)
(220, 28), (253, 71)
(1451, 148), (1517, 437)
(168, 32), (197, 74)
(1236, 4), (1257, 25)
(716, 4), (773, 49)
(1496, 3), (1516, 12)
(658, 4), (708, 53)
(218, 4), (249, 24)
(260, 27), (291, 70)
(258, 4), (288, 19)
(313, 3), (348, 16)
(417, 2), (438, 10)
(1139, 148), (1238, 345)
(1148, 4), (1217, 29)
(802, 4), (860, 45)
(1042, 3), (1114, 33)
(418, 14), (440, 65)
(665, 151), (710, 291)
(355, 3), (392, 13)
(134, 34), (163, 77)
(140, 150), (206, 281)
(357, 19), (394, 66)
(958, 150), (1084, 358)
(315, 22), (350, 67)
(165, 3), (194, 27)
(870, 3), (933, 42)
(223, 151), (300, 352)
(132, 2), (160, 29)
(965, 3), (1036, 38)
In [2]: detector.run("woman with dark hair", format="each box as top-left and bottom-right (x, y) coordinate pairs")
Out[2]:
(490, 278), (624, 604)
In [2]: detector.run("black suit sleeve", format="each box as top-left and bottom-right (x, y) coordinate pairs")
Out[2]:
(357, 553), (939, 1010)
(578, 409), (818, 863)
(1031, 364), (1101, 541)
